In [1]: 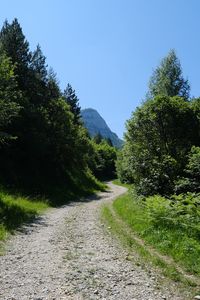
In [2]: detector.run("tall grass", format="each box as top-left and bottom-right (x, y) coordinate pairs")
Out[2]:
(0, 188), (49, 241)
(0, 174), (105, 244)
(113, 188), (200, 276)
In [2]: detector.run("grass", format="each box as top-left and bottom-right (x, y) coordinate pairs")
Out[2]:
(113, 191), (200, 277)
(0, 188), (49, 242)
(0, 174), (106, 246)
(112, 179), (131, 189)
(102, 181), (200, 293)
(101, 206), (199, 299)
(102, 204), (188, 283)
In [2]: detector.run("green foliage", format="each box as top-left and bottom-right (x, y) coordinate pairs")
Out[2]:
(186, 146), (200, 178)
(148, 49), (190, 99)
(46, 67), (60, 100)
(30, 44), (47, 82)
(114, 50), (200, 283)
(90, 140), (117, 180)
(105, 137), (113, 147)
(175, 146), (200, 193)
(93, 132), (103, 144)
(63, 83), (81, 124)
(119, 95), (199, 195)
(113, 189), (200, 275)
(0, 19), (31, 91)
(116, 143), (135, 183)
(112, 179), (131, 189)
(102, 203), (189, 285)
(0, 187), (49, 241)
(0, 19), (106, 198)
(0, 53), (21, 144)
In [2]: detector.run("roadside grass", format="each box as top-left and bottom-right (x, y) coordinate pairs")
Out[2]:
(0, 188), (49, 242)
(113, 191), (200, 277)
(112, 179), (131, 189)
(102, 205), (184, 281)
(102, 181), (200, 292)
(0, 174), (106, 247)
(101, 204), (199, 298)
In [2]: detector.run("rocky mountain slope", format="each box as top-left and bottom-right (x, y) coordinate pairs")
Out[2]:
(81, 108), (123, 148)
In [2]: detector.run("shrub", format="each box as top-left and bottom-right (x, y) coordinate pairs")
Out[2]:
(175, 146), (200, 193)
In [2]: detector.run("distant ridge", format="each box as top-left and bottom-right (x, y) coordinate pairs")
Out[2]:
(81, 108), (123, 148)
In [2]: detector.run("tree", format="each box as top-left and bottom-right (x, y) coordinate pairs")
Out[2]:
(30, 45), (47, 82)
(175, 146), (200, 193)
(105, 137), (113, 147)
(0, 54), (21, 144)
(191, 98), (200, 145)
(0, 19), (102, 196)
(46, 67), (60, 100)
(116, 143), (134, 183)
(63, 84), (81, 123)
(0, 18), (31, 91)
(93, 132), (103, 144)
(121, 95), (199, 195)
(26, 44), (49, 106)
(148, 50), (190, 99)
(91, 140), (117, 179)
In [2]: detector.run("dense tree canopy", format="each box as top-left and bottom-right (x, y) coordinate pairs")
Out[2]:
(120, 95), (199, 195)
(0, 19), (114, 195)
(90, 139), (117, 179)
(118, 50), (200, 196)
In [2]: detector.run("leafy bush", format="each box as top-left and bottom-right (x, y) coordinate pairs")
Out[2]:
(116, 144), (135, 183)
(91, 140), (117, 180)
(145, 195), (172, 227)
(175, 146), (200, 193)
(145, 193), (200, 241)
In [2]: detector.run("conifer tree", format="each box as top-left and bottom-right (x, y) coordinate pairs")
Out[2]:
(47, 67), (60, 100)
(0, 18), (31, 90)
(30, 44), (47, 82)
(63, 84), (81, 123)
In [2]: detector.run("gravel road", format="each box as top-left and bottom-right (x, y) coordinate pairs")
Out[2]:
(0, 182), (187, 299)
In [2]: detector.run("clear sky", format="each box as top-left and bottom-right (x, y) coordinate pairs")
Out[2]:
(1, 0), (200, 138)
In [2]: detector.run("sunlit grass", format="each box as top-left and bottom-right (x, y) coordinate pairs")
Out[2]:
(0, 189), (49, 243)
(101, 181), (200, 295)
(0, 174), (105, 246)
(113, 191), (200, 276)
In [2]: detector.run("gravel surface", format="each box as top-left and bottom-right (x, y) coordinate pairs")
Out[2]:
(0, 182), (187, 299)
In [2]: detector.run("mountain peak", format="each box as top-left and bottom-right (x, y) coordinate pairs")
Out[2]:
(81, 108), (123, 148)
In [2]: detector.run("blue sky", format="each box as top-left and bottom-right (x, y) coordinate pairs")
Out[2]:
(1, 0), (200, 138)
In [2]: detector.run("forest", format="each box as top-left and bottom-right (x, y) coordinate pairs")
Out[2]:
(0, 19), (116, 193)
(0, 19), (116, 237)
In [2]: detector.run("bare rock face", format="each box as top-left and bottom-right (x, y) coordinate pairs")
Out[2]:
(81, 108), (123, 148)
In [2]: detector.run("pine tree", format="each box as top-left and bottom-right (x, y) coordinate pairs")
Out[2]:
(0, 18), (31, 90)
(63, 84), (81, 123)
(30, 44), (47, 82)
(47, 67), (60, 100)
(28, 44), (48, 104)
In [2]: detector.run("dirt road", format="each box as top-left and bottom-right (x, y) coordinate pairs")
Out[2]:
(0, 183), (185, 299)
